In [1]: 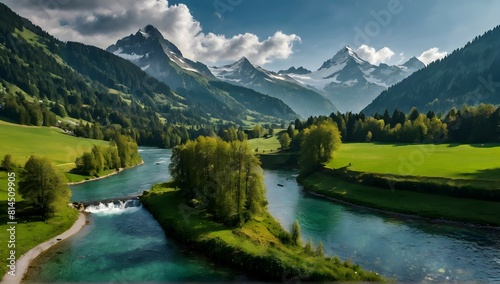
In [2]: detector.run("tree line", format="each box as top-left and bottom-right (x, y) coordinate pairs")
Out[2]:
(169, 137), (267, 226)
(292, 104), (500, 145)
(74, 134), (142, 176)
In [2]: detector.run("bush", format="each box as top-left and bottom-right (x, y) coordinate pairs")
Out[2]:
(1, 154), (14, 171)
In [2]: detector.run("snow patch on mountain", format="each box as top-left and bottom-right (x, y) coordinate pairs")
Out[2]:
(282, 46), (425, 112)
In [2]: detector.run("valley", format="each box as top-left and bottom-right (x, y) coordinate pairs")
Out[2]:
(0, 1), (499, 283)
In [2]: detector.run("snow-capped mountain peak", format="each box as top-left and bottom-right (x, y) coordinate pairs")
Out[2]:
(209, 57), (338, 117)
(106, 25), (215, 89)
(318, 45), (367, 70)
(282, 46), (426, 113)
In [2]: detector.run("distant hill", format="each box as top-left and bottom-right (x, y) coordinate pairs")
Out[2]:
(363, 25), (500, 115)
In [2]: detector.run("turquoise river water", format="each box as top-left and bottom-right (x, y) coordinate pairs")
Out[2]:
(27, 148), (500, 282)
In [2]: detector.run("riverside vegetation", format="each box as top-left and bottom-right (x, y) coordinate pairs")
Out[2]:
(0, 122), (143, 277)
(142, 137), (382, 281)
(259, 113), (500, 227)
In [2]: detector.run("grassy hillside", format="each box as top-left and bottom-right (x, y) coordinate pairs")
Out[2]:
(0, 120), (108, 175)
(327, 143), (500, 181)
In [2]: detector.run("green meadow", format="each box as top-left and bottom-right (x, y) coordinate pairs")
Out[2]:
(0, 121), (110, 275)
(247, 130), (286, 153)
(326, 143), (500, 181)
(0, 120), (108, 167)
(0, 120), (110, 181)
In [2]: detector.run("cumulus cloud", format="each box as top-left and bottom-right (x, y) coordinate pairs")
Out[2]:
(2, 0), (300, 65)
(417, 47), (447, 65)
(355, 45), (395, 65)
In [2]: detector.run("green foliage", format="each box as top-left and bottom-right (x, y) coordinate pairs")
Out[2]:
(329, 108), (451, 144)
(141, 184), (383, 282)
(251, 125), (265, 139)
(363, 24), (500, 115)
(0, 4), (295, 150)
(74, 134), (140, 175)
(291, 220), (302, 246)
(18, 155), (71, 220)
(304, 238), (314, 255)
(301, 172), (500, 226)
(299, 119), (342, 176)
(1, 154), (14, 171)
(279, 132), (291, 149)
(315, 241), (324, 256)
(169, 137), (267, 226)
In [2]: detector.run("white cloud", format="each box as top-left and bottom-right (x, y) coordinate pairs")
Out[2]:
(417, 47), (447, 65)
(355, 45), (395, 65)
(3, 0), (300, 66)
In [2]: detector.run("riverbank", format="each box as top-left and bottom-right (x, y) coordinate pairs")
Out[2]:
(67, 160), (144, 185)
(258, 150), (500, 227)
(141, 183), (383, 282)
(1, 213), (87, 284)
(300, 171), (500, 227)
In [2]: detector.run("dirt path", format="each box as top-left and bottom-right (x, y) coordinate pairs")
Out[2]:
(1, 213), (87, 284)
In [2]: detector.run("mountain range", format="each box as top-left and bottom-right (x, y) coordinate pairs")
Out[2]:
(1, 0), (499, 137)
(106, 24), (297, 122)
(363, 25), (500, 115)
(209, 57), (337, 118)
(279, 46), (425, 113)
(0, 2), (297, 141)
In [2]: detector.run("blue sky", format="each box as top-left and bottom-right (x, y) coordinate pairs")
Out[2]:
(168, 0), (500, 70)
(2, 0), (499, 71)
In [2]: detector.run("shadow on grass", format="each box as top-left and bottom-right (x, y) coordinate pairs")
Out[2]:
(0, 200), (44, 223)
(458, 168), (500, 182)
(448, 143), (500, 148)
(469, 143), (500, 148)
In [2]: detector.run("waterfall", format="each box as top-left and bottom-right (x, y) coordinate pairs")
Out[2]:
(85, 199), (141, 214)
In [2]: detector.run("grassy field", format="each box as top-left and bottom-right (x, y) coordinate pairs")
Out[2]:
(301, 172), (500, 226)
(0, 120), (108, 166)
(0, 121), (111, 276)
(327, 143), (500, 181)
(141, 183), (382, 282)
(0, 171), (78, 277)
(247, 131), (285, 153)
(0, 120), (110, 181)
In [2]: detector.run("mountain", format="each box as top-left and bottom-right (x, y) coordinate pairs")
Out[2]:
(284, 46), (424, 113)
(107, 25), (297, 122)
(278, 66), (312, 75)
(0, 3), (201, 130)
(363, 26), (500, 115)
(209, 57), (338, 117)
(0, 3), (295, 149)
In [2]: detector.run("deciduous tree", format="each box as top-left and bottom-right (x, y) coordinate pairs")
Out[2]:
(19, 155), (70, 220)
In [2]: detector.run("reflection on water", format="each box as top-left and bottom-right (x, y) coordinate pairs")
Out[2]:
(28, 148), (238, 282)
(265, 169), (500, 282)
(27, 148), (500, 283)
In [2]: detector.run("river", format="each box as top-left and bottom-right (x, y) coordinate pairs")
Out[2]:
(27, 148), (500, 282)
